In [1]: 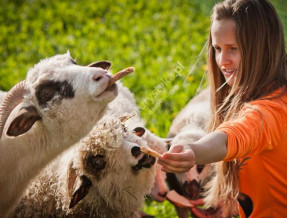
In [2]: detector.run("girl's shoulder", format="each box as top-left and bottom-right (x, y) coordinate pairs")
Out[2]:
(247, 87), (287, 115)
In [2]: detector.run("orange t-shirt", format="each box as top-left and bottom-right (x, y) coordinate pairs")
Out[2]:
(217, 88), (287, 218)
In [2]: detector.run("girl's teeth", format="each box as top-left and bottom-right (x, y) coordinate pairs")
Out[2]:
(224, 69), (235, 75)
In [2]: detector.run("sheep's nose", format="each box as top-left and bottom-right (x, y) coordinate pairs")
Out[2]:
(92, 75), (103, 82)
(92, 70), (108, 82)
(132, 154), (156, 171)
(131, 146), (141, 157)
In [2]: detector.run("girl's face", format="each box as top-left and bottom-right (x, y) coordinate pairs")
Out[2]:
(211, 19), (241, 86)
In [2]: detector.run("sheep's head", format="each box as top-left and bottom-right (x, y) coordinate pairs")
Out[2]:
(24, 52), (116, 136)
(166, 128), (211, 199)
(0, 52), (133, 153)
(66, 116), (157, 211)
(150, 128), (212, 207)
(153, 128), (214, 218)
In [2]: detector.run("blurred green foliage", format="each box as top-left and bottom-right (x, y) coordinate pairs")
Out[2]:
(0, 0), (215, 137)
(0, 0), (216, 135)
(0, 0), (286, 216)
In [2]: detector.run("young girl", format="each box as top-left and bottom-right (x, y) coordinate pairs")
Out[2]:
(158, 0), (287, 217)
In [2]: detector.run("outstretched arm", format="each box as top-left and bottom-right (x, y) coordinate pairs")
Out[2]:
(158, 131), (227, 173)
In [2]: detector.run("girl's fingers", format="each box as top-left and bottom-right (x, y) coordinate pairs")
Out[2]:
(161, 165), (190, 173)
(160, 147), (195, 164)
(157, 144), (195, 173)
(168, 144), (184, 153)
(158, 159), (192, 169)
(162, 149), (194, 161)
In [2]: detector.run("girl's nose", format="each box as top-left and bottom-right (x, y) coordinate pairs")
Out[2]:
(218, 51), (232, 67)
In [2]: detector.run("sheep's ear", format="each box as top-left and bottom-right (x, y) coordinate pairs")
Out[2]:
(87, 61), (112, 70)
(69, 175), (92, 209)
(133, 127), (145, 137)
(67, 162), (78, 197)
(7, 106), (41, 136)
(67, 162), (93, 209)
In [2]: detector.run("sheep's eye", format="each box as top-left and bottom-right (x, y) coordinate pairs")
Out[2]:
(38, 87), (56, 103)
(86, 154), (106, 174)
(36, 80), (75, 108)
(196, 165), (205, 174)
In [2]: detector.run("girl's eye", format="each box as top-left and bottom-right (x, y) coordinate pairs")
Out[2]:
(213, 46), (221, 51)
(231, 47), (238, 51)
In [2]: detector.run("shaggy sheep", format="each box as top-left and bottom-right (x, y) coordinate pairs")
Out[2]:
(13, 115), (165, 218)
(0, 52), (128, 216)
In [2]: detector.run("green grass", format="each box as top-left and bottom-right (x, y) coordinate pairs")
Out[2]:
(0, 0), (286, 216)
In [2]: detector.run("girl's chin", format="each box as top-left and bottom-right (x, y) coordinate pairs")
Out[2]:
(224, 75), (235, 86)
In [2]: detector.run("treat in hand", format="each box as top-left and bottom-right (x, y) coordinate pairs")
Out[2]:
(140, 146), (162, 158)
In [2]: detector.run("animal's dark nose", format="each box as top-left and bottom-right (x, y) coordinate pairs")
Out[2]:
(132, 154), (156, 171)
(92, 75), (104, 82)
(92, 70), (107, 82)
(131, 146), (141, 157)
(133, 127), (145, 137)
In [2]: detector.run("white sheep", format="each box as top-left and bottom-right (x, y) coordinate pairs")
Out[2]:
(13, 115), (164, 218)
(0, 52), (126, 216)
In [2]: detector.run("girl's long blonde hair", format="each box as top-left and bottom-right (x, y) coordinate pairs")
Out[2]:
(204, 0), (287, 214)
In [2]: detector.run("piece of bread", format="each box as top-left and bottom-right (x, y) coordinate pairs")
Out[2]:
(140, 146), (161, 158)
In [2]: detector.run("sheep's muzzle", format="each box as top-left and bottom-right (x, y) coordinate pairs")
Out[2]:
(132, 153), (156, 171)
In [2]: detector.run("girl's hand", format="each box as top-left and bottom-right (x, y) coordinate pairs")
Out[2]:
(157, 144), (195, 173)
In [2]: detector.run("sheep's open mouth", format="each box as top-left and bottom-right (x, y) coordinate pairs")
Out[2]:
(95, 83), (118, 100)
(167, 190), (220, 216)
(94, 67), (134, 100)
(183, 180), (201, 200)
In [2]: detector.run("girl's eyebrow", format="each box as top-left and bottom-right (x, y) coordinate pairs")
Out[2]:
(213, 43), (237, 47)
